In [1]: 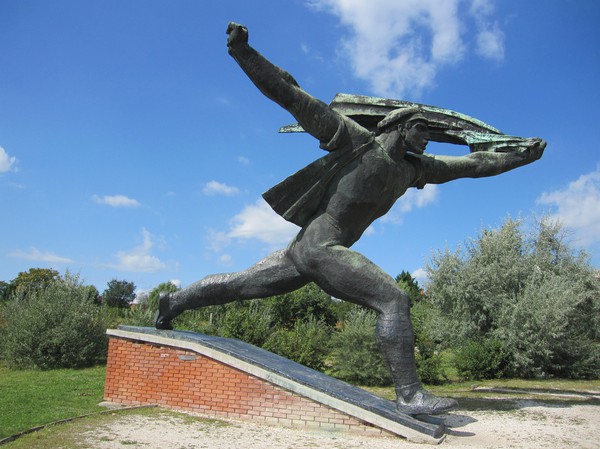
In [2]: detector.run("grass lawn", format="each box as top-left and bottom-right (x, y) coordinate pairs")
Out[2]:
(0, 363), (107, 439)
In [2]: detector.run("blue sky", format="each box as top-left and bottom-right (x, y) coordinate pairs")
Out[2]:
(1, 0), (599, 294)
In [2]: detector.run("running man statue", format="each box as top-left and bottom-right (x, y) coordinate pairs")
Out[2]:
(155, 22), (546, 416)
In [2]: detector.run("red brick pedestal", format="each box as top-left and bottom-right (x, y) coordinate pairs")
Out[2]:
(104, 328), (444, 444)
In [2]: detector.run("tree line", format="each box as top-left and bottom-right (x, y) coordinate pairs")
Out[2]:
(1, 215), (598, 382)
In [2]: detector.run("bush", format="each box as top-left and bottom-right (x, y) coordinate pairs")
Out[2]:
(328, 307), (392, 386)
(498, 271), (600, 379)
(453, 338), (512, 381)
(263, 283), (337, 329)
(263, 317), (330, 370)
(218, 300), (274, 347)
(0, 274), (106, 369)
(427, 216), (600, 378)
(411, 300), (446, 384)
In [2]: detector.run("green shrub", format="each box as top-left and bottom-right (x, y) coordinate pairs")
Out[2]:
(263, 283), (337, 328)
(427, 216), (600, 379)
(263, 317), (330, 370)
(452, 338), (512, 381)
(411, 301), (446, 384)
(327, 307), (392, 386)
(218, 300), (274, 347)
(499, 270), (600, 378)
(172, 306), (222, 335)
(0, 274), (106, 369)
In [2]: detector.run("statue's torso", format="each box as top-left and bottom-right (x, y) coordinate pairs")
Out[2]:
(322, 144), (416, 244)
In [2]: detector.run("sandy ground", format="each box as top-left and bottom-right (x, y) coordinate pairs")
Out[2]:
(81, 399), (599, 449)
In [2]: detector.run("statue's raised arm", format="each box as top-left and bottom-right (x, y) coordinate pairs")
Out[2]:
(226, 22), (344, 150)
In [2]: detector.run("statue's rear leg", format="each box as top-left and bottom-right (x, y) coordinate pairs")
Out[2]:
(155, 249), (308, 329)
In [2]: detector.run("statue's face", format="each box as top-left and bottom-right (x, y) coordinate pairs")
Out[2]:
(403, 120), (429, 154)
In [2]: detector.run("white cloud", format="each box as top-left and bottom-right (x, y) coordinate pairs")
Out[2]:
(219, 253), (233, 265)
(0, 146), (17, 173)
(9, 247), (73, 264)
(237, 156), (250, 165)
(206, 199), (299, 262)
(470, 0), (505, 60)
(109, 228), (167, 272)
(537, 167), (600, 247)
(308, 0), (504, 97)
(227, 199), (299, 246)
(411, 267), (429, 286)
(381, 184), (439, 224)
(202, 180), (241, 196)
(475, 24), (505, 60)
(93, 194), (140, 207)
(398, 184), (438, 212)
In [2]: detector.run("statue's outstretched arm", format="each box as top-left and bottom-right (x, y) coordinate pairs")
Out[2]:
(423, 138), (546, 184)
(226, 22), (342, 147)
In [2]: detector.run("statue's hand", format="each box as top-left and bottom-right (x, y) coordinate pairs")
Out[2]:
(227, 22), (248, 50)
(527, 138), (546, 161)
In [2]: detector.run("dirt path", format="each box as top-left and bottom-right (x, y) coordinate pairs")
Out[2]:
(79, 399), (599, 449)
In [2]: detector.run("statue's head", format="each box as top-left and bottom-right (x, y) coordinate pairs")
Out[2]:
(377, 107), (429, 154)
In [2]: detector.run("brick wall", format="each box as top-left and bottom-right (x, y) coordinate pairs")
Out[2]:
(104, 336), (392, 435)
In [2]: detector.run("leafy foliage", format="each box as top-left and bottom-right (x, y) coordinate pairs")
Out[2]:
(0, 281), (11, 303)
(452, 338), (512, 380)
(0, 274), (106, 369)
(263, 317), (330, 370)
(328, 307), (392, 386)
(426, 216), (600, 378)
(102, 279), (136, 308)
(3, 268), (62, 301)
(124, 281), (180, 327)
(411, 300), (446, 384)
(217, 300), (274, 347)
(263, 283), (338, 328)
(396, 270), (422, 304)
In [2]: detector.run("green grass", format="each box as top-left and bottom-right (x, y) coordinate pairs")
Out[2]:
(0, 363), (107, 439)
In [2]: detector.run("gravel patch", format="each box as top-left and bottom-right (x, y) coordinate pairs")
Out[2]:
(80, 401), (599, 449)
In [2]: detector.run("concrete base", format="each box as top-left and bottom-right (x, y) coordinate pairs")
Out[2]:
(105, 326), (445, 444)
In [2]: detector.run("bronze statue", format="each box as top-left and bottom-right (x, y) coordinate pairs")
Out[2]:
(156, 22), (546, 416)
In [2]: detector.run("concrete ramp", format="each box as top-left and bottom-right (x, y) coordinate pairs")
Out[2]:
(105, 326), (445, 444)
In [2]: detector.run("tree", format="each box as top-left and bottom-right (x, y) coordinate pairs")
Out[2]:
(147, 281), (180, 309)
(1, 273), (106, 369)
(125, 282), (179, 326)
(82, 285), (100, 305)
(396, 270), (422, 304)
(8, 268), (61, 299)
(102, 279), (136, 308)
(426, 216), (600, 379)
(0, 281), (10, 303)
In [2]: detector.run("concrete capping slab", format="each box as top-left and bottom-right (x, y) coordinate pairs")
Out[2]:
(107, 326), (445, 444)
